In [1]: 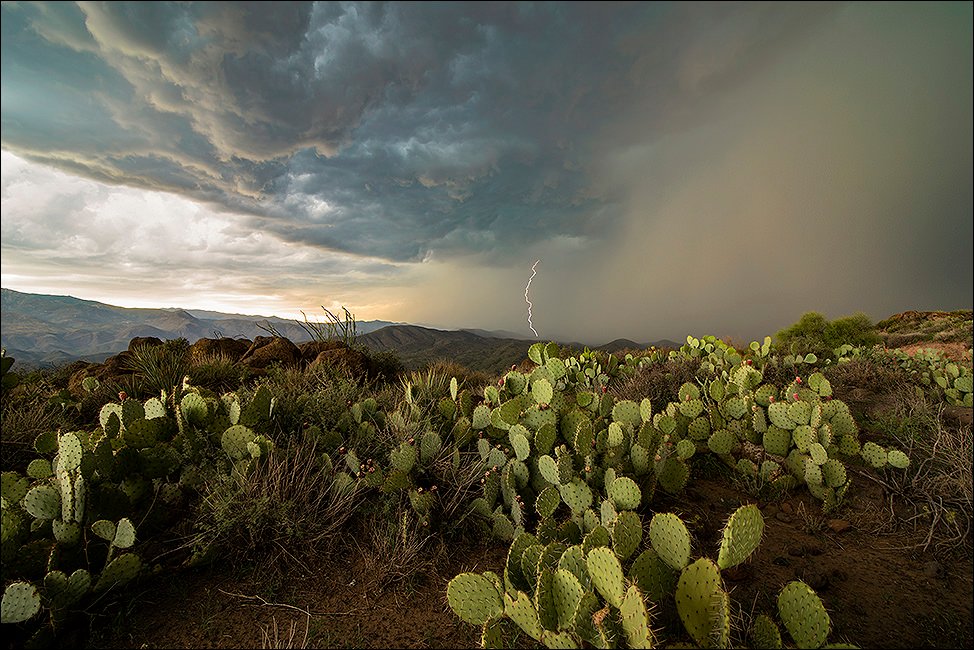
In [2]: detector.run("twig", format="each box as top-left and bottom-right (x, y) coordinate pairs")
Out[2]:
(217, 589), (364, 617)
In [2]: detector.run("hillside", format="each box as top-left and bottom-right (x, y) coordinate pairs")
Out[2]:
(0, 288), (398, 366)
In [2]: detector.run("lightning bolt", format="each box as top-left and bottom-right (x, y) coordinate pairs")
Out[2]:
(525, 259), (540, 338)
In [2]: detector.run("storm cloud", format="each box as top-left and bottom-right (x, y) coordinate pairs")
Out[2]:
(2, 2), (971, 342)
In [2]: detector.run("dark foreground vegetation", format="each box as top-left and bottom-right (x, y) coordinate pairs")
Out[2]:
(1, 311), (971, 649)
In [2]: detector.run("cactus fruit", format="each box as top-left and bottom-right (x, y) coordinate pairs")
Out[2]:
(586, 546), (625, 609)
(446, 573), (504, 625)
(717, 504), (764, 570)
(778, 580), (830, 649)
(1, 581), (41, 624)
(649, 512), (691, 571)
(675, 558), (723, 647)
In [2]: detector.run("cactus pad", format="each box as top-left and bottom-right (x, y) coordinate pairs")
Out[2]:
(505, 590), (543, 641)
(586, 546), (625, 609)
(751, 613), (783, 649)
(551, 568), (584, 631)
(23, 484), (61, 520)
(628, 548), (677, 603)
(559, 479), (593, 514)
(44, 568), (91, 610)
(764, 426), (792, 457)
(656, 457), (689, 494)
(887, 449), (910, 469)
(675, 558), (722, 647)
(860, 442), (887, 469)
(1, 581), (41, 624)
(778, 580), (830, 649)
(447, 573), (504, 625)
(649, 512), (691, 571)
(608, 476), (642, 511)
(708, 429), (736, 455)
(620, 584), (655, 648)
(611, 510), (642, 561)
(717, 504), (764, 570)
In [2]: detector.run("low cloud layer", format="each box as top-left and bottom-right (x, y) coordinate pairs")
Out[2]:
(2, 2), (971, 342)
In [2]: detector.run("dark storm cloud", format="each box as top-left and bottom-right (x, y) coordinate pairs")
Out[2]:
(1, 1), (841, 264)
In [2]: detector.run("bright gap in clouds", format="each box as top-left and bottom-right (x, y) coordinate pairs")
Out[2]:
(0, 150), (405, 321)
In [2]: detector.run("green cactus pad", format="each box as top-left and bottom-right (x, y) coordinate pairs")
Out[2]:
(608, 476), (641, 511)
(612, 400), (642, 427)
(717, 504), (764, 570)
(557, 546), (590, 590)
(611, 510), (642, 561)
(505, 590), (543, 641)
(721, 397), (747, 421)
(532, 379), (554, 406)
(585, 546), (625, 609)
(755, 384), (778, 407)
(23, 484), (61, 520)
(808, 373), (832, 397)
(778, 580), (830, 649)
(679, 398), (704, 419)
(1, 471), (29, 506)
(678, 382), (701, 402)
(752, 613), (783, 649)
(820, 459), (847, 488)
(1, 581), (41, 624)
(649, 512), (691, 571)
(509, 430), (531, 462)
(688, 417), (711, 441)
(93, 552), (142, 593)
(764, 426), (792, 457)
(656, 457), (689, 494)
(559, 479), (593, 514)
(446, 573), (504, 625)
(708, 429), (736, 455)
(390, 441), (417, 473)
(628, 548), (678, 603)
(550, 568), (584, 631)
(25, 459), (52, 480)
(768, 403), (796, 430)
(600, 498), (618, 528)
(44, 568), (91, 610)
(57, 432), (84, 471)
(675, 558), (722, 647)
(792, 425), (815, 453)
(887, 449), (910, 469)
(619, 584), (655, 648)
(676, 438), (696, 460)
(492, 512), (515, 541)
(536, 486), (561, 519)
(420, 431), (443, 465)
(221, 425), (255, 461)
(808, 443), (828, 466)
(860, 442), (887, 469)
(830, 410), (857, 438)
(472, 404), (492, 430)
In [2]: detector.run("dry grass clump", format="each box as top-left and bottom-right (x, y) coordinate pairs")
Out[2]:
(189, 440), (364, 576)
(610, 356), (701, 412)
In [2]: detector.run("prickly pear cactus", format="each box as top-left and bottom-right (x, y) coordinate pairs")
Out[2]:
(1, 581), (41, 624)
(778, 580), (830, 649)
(717, 504), (764, 570)
(649, 512), (691, 571)
(585, 546), (625, 609)
(446, 573), (504, 625)
(675, 558), (723, 647)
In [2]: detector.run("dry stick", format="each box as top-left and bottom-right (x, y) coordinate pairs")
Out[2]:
(218, 589), (364, 617)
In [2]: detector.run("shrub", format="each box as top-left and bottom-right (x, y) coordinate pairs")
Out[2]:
(775, 311), (881, 359)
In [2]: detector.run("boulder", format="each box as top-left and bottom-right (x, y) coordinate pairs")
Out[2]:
(189, 337), (252, 364)
(239, 336), (301, 369)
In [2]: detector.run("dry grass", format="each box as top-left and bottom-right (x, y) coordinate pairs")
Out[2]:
(189, 440), (365, 575)
(865, 389), (973, 555)
(358, 504), (438, 590)
(610, 357), (701, 412)
(260, 615), (310, 650)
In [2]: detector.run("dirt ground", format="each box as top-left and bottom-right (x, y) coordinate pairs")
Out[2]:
(85, 461), (973, 649)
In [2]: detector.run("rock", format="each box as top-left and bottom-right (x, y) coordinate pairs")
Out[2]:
(239, 337), (301, 369)
(310, 347), (372, 378)
(189, 337), (252, 364)
(298, 340), (347, 364)
(775, 512), (794, 524)
(128, 336), (164, 352)
(779, 501), (794, 514)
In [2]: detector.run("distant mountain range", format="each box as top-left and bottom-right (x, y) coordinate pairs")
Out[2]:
(0, 288), (678, 371)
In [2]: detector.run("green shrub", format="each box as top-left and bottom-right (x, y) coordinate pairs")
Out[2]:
(775, 311), (881, 359)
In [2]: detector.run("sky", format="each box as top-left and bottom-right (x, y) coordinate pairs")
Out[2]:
(1, 2), (971, 344)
